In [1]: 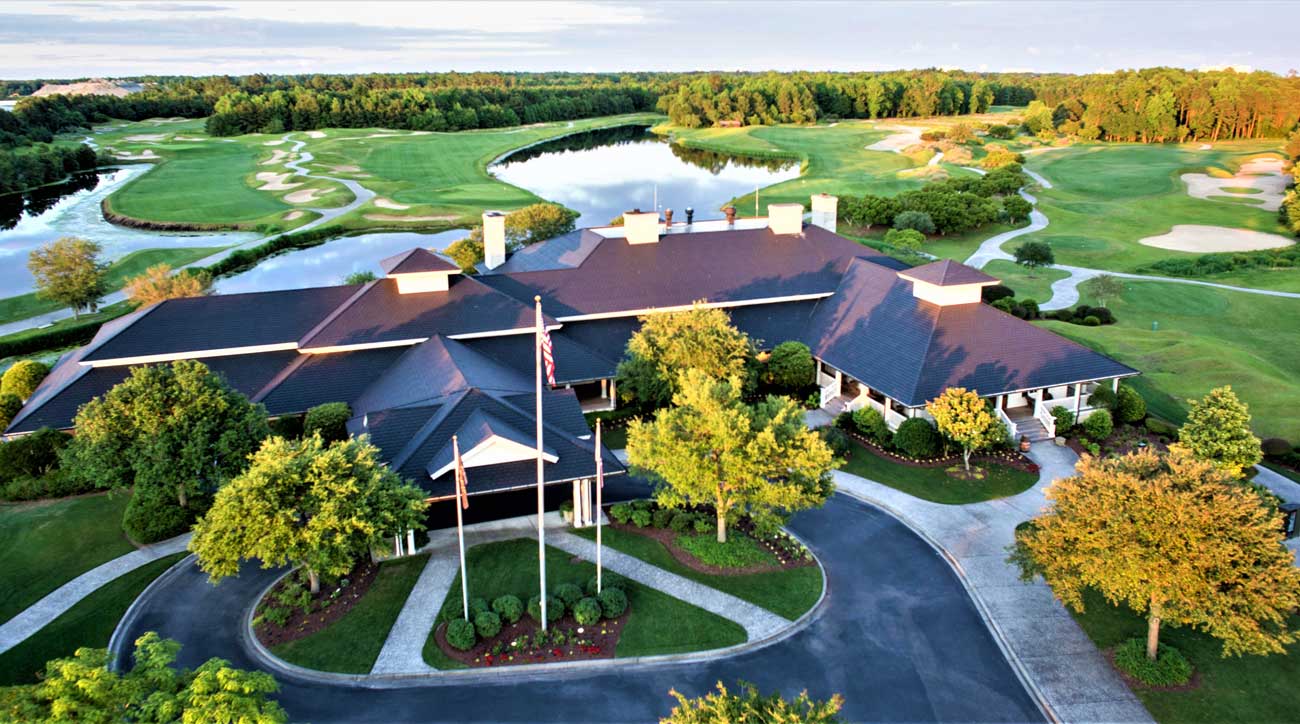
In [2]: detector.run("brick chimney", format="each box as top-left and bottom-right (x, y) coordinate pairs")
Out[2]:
(483, 211), (507, 269)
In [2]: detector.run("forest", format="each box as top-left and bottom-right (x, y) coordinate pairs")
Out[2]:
(0, 143), (99, 196)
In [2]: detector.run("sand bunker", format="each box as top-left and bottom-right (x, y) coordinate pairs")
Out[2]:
(124, 133), (167, 142)
(374, 198), (410, 210)
(254, 172), (302, 191)
(173, 135), (206, 142)
(1199, 143), (1213, 150)
(285, 188), (325, 204)
(263, 139), (286, 146)
(284, 211), (306, 221)
(305, 130), (327, 139)
(365, 133), (403, 139)
(146, 117), (188, 125)
(1139, 225), (1295, 253)
(329, 165), (361, 173)
(363, 213), (458, 222)
(114, 149), (158, 160)
(1181, 156), (1290, 211)
(866, 124), (923, 152)
(261, 150), (290, 166)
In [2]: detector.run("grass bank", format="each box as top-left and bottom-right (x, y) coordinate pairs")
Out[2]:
(840, 441), (1039, 505)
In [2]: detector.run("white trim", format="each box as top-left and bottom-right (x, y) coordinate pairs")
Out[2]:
(299, 338), (427, 355)
(424, 469), (626, 502)
(83, 342), (299, 368)
(446, 324), (561, 341)
(554, 292), (833, 323)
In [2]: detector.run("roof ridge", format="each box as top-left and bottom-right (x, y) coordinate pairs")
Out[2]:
(249, 352), (310, 403)
(297, 279), (380, 348)
(386, 390), (469, 473)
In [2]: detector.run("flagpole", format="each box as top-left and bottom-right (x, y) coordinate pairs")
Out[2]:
(535, 296), (548, 631)
(453, 435), (469, 622)
(595, 420), (603, 595)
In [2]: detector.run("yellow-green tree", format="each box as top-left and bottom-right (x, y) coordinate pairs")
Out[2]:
(1177, 385), (1262, 478)
(124, 263), (212, 306)
(627, 370), (835, 542)
(662, 681), (844, 724)
(616, 305), (755, 410)
(190, 434), (428, 593)
(926, 387), (1004, 472)
(1013, 448), (1300, 661)
(27, 236), (107, 319)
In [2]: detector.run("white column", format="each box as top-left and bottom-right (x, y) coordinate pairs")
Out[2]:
(1112, 378), (1120, 393)
(406, 529), (416, 555)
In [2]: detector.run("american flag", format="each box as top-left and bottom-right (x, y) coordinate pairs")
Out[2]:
(540, 325), (556, 386)
(454, 436), (469, 510)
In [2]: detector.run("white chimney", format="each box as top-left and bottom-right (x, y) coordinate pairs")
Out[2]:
(811, 194), (838, 233)
(483, 211), (507, 269)
(767, 203), (804, 235)
(623, 209), (660, 245)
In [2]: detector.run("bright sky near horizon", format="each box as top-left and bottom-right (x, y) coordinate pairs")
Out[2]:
(1, 0), (1296, 78)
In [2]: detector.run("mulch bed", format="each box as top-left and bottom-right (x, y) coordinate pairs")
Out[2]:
(254, 560), (379, 647)
(845, 430), (1041, 475)
(1065, 424), (1171, 459)
(603, 507), (813, 576)
(434, 608), (630, 668)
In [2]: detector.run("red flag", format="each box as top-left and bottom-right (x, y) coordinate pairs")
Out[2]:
(540, 326), (556, 386)
(454, 435), (469, 510)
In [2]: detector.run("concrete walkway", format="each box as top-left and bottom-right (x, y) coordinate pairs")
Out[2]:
(0, 532), (192, 654)
(1253, 464), (1300, 560)
(833, 443), (1155, 724)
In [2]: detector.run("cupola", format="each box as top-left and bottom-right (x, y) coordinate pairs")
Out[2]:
(897, 259), (999, 306)
(379, 247), (462, 293)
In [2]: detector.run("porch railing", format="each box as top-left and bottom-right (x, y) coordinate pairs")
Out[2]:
(997, 406), (1019, 439)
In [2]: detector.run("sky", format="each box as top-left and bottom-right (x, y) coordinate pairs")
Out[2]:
(2, 0), (1297, 79)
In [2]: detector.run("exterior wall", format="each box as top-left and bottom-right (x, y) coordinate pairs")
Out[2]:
(394, 272), (452, 293)
(768, 203), (804, 235)
(903, 278), (986, 306)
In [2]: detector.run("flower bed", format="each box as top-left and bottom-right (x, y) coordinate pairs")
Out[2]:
(254, 561), (378, 647)
(433, 606), (631, 668)
(1064, 423), (1170, 459)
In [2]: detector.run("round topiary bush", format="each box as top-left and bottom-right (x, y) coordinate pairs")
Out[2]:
(492, 594), (523, 624)
(528, 594), (564, 624)
(765, 341), (814, 390)
(1088, 386), (1117, 411)
(572, 597), (602, 626)
(893, 418), (939, 458)
(1051, 406), (1076, 435)
(1115, 385), (1147, 423)
(445, 618), (477, 651)
(598, 587), (628, 619)
(1082, 315), (1101, 326)
(1, 360), (49, 401)
(982, 284), (1016, 303)
(852, 407), (890, 445)
(473, 610), (502, 639)
(122, 490), (193, 544)
(554, 582), (583, 608)
(1082, 408), (1114, 442)
(0, 393), (22, 430)
(585, 575), (624, 597)
(1113, 638), (1193, 686)
(302, 401), (351, 443)
(468, 597), (490, 617)
(1261, 438), (1292, 457)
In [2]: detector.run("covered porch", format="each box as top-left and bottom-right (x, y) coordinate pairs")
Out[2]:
(816, 360), (920, 431)
(993, 379), (1117, 442)
(568, 378), (617, 413)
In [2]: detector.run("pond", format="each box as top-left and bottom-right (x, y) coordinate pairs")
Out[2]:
(0, 167), (254, 296)
(490, 125), (800, 227)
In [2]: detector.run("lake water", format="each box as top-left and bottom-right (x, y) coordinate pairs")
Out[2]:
(490, 125), (800, 227)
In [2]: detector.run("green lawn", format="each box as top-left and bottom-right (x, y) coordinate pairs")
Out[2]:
(982, 260), (1070, 303)
(270, 553), (428, 674)
(0, 246), (226, 326)
(842, 222), (1028, 265)
(600, 426), (628, 450)
(840, 441), (1039, 504)
(571, 526), (822, 620)
(1041, 279), (1300, 441)
(0, 494), (135, 624)
(1067, 588), (1300, 724)
(422, 538), (746, 669)
(0, 552), (185, 686)
(1020, 142), (1296, 282)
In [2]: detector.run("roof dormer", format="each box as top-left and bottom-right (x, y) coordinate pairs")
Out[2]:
(380, 248), (462, 293)
(897, 259), (999, 306)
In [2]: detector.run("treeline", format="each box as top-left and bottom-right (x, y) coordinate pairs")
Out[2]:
(1280, 129), (1299, 236)
(0, 143), (98, 195)
(840, 165), (1031, 235)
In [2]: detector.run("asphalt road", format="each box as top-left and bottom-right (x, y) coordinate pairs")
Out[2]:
(112, 493), (1044, 723)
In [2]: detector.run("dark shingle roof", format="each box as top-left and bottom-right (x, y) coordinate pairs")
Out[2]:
(255, 347), (408, 416)
(380, 247), (460, 275)
(461, 330), (620, 384)
(487, 229), (602, 273)
(350, 336), (530, 417)
(82, 286), (358, 362)
(424, 408), (555, 476)
(899, 259), (999, 287)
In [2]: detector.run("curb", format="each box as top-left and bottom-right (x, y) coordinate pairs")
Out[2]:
(108, 552), (199, 672)
(240, 529), (830, 688)
(833, 488), (1059, 724)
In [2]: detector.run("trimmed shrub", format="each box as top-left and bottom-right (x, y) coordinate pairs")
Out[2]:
(1113, 638), (1193, 686)
(1262, 438), (1293, 457)
(609, 502), (634, 524)
(765, 341), (815, 390)
(1018, 298), (1040, 319)
(1088, 386), (1117, 411)
(1, 360), (49, 400)
(652, 507), (674, 529)
(833, 411), (855, 431)
(491, 594), (523, 624)
(982, 284), (1016, 303)
(1115, 385), (1147, 423)
(554, 583), (583, 608)
(572, 597), (602, 626)
(851, 407), (890, 445)
(893, 210), (936, 234)
(122, 489), (193, 544)
(598, 587), (628, 618)
(1082, 315), (1101, 326)
(473, 610), (502, 639)
(893, 418), (939, 458)
(468, 597), (490, 617)
(669, 512), (696, 533)
(0, 427), (68, 483)
(818, 426), (851, 458)
(585, 575), (624, 597)
(630, 508), (652, 528)
(528, 594), (564, 624)
(445, 618), (476, 651)
(0, 393), (22, 430)
(1, 468), (94, 501)
(302, 402), (350, 443)
(1082, 409), (1114, 441)
(1051, 406), (1076, 435)
(1144, 417), (1179, 438)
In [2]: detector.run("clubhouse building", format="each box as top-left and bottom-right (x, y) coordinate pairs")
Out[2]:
(6, 197), (1135, 521)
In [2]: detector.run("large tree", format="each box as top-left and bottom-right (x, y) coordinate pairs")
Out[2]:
(27, 236), (107, 319)
(191, 434), (428, 593)
(505, 202), (579, 247)
(1, 632), (287, 724)
(63, 359), (270, 510)
(926, 387), (1005, 472)
(124, 263), (213, 306)
(626, 370), (835, 542)
(616, 305), (755, 411)
(1081, 274), (1125, 308)
(1177, 385), (1263, 478)
(1012, 240), (1055, 272)
(1012, 448), (1300, 661)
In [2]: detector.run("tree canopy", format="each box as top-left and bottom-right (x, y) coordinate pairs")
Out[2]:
(1177, 385), (1263, 478)
(626, 370), (836, 542)
(763, 341), (814, 391)
(1012, 448), (1300, 660)
(124, 264), (213, 306)
(27, 236), (107, 319)
(662, 681), (844, 724)
(926, 387), (1005, 471)
(616, 306), (755, 411)
(1013, 240), (1055, 271)
(190, 433), (428, 593)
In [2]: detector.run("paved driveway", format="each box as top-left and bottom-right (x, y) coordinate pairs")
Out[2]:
(112, 494), (1044, 723)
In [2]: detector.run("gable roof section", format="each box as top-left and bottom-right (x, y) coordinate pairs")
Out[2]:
(82, 286), (358, 363)
(349, 335), (530, 417)
(380, 247), (460, 275)
(477, 224), (905, 318)
(298, 276), (544, 350)
(805, 258), (1137, 406)
(487, 229), (604, 273)
(254, 347), (408, 416)
(460, 329), (621, 385)
(899, 259), (999, 287)
(425, 408), (558, 478)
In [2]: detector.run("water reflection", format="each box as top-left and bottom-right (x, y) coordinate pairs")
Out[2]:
(491, 126), (800, 227)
